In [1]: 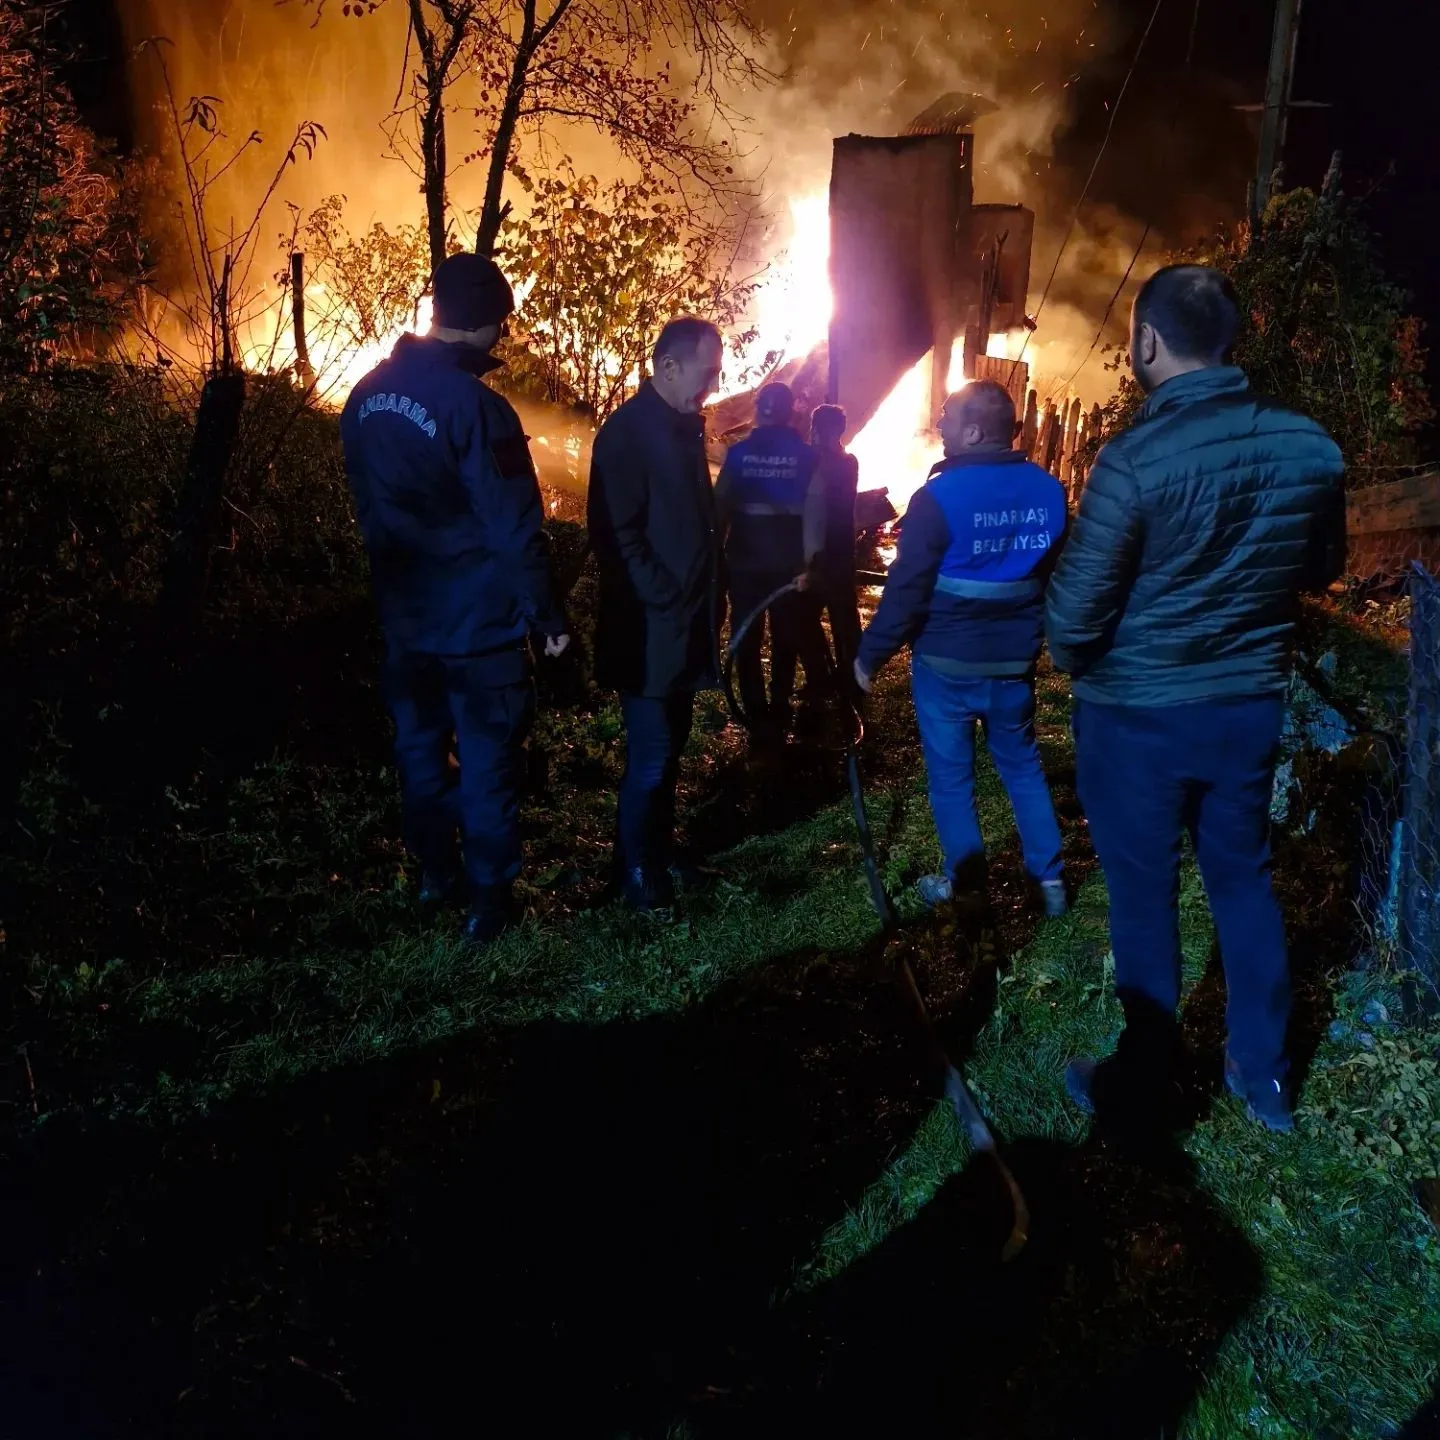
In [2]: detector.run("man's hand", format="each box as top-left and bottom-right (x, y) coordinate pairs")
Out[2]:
(853, 658), (872, 694)
(544, 633), (572, 658)
(793, 570), (811, 592)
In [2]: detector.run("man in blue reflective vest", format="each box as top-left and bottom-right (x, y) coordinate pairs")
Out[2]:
(340, 252), (570, 945)
(717, 382), (829, 742)
(855, 379), (1069, 916)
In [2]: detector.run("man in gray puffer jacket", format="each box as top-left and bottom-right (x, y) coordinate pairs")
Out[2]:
(1047, 263), (1346, 1134)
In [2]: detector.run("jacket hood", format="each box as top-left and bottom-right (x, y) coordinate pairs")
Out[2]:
(392, 331), (503, 378)
(1138, 364), (1248, 420)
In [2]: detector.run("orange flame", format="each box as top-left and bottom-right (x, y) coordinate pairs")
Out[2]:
(849, 342), (970, 515)
(227, 185), (1033, 521)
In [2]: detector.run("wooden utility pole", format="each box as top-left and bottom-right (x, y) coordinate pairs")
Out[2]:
(1252, 0), (1304, 224)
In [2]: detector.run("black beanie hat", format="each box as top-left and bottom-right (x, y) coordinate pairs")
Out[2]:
(755, 382), (795, 424)
(432, 252), (515, 331)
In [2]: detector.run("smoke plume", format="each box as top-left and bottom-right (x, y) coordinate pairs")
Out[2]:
(737, 0), (1164, 404)
(116, 0), (1211, 406)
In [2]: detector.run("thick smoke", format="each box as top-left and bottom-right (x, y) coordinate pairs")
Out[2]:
(121, 1), (423, 247)
(738, 0), (1160, 405)
(118, 0), (1191, 407)
(120, 0), (718, 259)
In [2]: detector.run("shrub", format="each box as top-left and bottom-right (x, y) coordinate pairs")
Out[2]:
(498, 167), (757, 422)
(1087, 185), (1432, 486)
(0, 1), (147, 370)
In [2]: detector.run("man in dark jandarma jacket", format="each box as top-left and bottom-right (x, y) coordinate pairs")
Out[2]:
(340, 252), (570, 946)
(1046, 263), (1347, 1134)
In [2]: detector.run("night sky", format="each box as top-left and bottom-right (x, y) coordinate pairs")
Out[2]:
(60, 0), (1440, 427)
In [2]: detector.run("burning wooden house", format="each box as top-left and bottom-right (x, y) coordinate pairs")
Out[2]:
(711, 96), (1098, 514)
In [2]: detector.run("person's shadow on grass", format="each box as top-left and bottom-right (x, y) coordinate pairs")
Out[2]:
(3, 901), (1263, 1440)
(687, 1125), (1263, 1439)
(680, 904), (1266, 1440)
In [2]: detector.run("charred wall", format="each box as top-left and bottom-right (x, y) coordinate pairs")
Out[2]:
(827, 133), (972, 436)
(827, 131), (1033, 436)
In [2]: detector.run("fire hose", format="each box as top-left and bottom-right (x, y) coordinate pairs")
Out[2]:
(553, 542), (1027, 1255)
(721, 581), (1030, 1262)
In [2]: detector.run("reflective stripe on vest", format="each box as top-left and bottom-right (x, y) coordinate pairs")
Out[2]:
(934, 574), (1043, 601)
(736, 500), (806, 516)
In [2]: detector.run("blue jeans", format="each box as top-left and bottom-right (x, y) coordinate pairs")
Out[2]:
(910, 659), (1064, 884)
(617, 691), (696, 874)
(381, 646), (536, 893)
(1075, 696), (1290, 1081)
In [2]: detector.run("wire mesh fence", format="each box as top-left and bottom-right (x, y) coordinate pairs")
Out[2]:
(1399, 564), (1440, 1010)
(1275, 567), (1440, 1014)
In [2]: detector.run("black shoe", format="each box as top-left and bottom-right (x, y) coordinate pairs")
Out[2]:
(1064, 1051), (1188, 1139)
(418, 867), (462, 909)
(621, 866), (675, 915)
(1225, 1055), (1295, 1133)
(461, 887), (516, 947)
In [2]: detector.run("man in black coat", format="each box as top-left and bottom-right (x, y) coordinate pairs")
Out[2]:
(341, 252), (570, 944)
(587, 316), (724, 912)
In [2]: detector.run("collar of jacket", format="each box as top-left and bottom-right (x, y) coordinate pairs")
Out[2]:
(1138, 364), (1248, 419)
(928, 446), (1026, 476)
(635, 378), (707, 441)
(393, 332), (503, 378)
(747, 422), (802, 445)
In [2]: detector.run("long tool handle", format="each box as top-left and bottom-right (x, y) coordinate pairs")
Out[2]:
(837, 664), (1029, 1260)
(893, 949), (1030, 1261)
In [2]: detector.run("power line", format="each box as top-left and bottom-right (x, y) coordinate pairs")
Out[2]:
(1013, 0), (1167, 378)
(1044, 222), (1151, 409)
(1039, 0), (1204, 405)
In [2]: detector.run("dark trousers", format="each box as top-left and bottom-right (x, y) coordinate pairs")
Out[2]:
(381, 645), (535, 894)
(1075, 695), (1290, 1081)
(731, 572), (830, 726)
(818, 560), (862, 675)
(618, 690), (696, 875)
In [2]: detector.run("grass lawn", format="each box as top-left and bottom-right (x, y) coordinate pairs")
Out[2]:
(6, 574), (1440, 1437)
(3, 392), (1438, 1434)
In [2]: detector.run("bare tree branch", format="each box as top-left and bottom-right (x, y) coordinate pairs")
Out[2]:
(293, 0), (771, 264)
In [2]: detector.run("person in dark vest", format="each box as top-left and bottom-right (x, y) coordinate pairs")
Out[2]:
(340, 252), (570, 945)
(855, 379), (1069, 917)
(716, 382), (830, 742)
(807, 403), (862, 681)
(588, 316), (724, 914)
(1047, 264), (1346, 1134)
